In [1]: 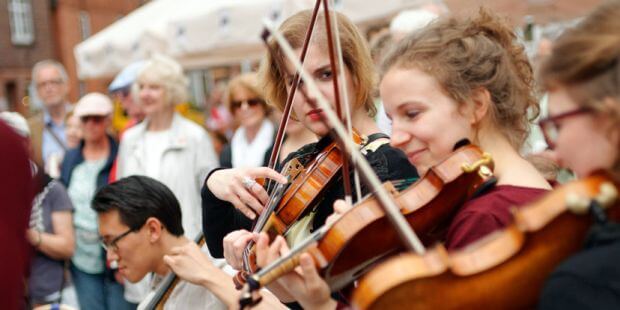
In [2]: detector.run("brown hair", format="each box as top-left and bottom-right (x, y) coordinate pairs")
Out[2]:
(540, 0), (620, 174)
(259, 10), (377, 117)
(381, 8), (538, 149)
(540, 1), (620, 124)
(224, 73), (267, 113)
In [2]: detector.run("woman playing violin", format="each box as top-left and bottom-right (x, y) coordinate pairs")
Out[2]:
(201, 8), (417, 284)
(255, 8), (553, 309)
(536, 2), (620, 308)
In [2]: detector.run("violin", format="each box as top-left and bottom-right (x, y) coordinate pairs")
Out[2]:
(233, 132), (364, 289)
(240, 143), (496, 301)
(351, 173), (620, 310)
(232, 0), (360, 289)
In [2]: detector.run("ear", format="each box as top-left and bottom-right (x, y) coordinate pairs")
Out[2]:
(468, 87), (492, 125)
(145, 217), (164, 243)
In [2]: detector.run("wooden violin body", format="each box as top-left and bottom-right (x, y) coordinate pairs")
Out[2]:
(234, 133), (363, 288)
(249, 144), (495, 291)
(352, 174), (620, 310)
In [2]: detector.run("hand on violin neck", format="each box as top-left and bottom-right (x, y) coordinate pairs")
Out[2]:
(254, 233), (335, 309)
(223, 229), (257, 270)
(207, 167), (287, 220)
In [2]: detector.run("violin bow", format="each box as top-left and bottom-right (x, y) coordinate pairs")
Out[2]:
(321, 0), (362, 204)
(262, 16), (425, 255)
(263, 0), (321, 196)
(239, 21), (428, 308)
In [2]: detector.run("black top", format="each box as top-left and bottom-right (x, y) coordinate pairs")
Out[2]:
(539, 221), (620, 310)
(201, 133), (419, 258)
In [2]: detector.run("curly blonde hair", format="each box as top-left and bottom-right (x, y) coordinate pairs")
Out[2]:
(381, 8), (538, 149)
(258, 10), (376, 118)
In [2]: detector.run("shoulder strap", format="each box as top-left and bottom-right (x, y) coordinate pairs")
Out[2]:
(360, 133), (390, 155)
(44, 123), (68, 152)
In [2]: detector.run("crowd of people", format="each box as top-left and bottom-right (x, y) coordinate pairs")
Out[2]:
(1, 1), (619, 309)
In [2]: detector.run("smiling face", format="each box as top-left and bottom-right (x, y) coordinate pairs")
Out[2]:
(98, 210), (156, 283)
(546, 87), (619, 178)
(283, 44), (357, 137)
(137, 79), (168, 117)
(380, 67), (475, 175)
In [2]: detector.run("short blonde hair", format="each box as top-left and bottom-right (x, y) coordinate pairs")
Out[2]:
(259, 10), (377, 117)
(135, 54), (188, 105)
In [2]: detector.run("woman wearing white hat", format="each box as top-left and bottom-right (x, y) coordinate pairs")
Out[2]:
(59, 93), (133, 310)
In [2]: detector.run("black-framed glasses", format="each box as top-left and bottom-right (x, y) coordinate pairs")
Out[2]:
(231, 98), (265, 111)
(538, 107), (591, 150)
(100, 228), (135, 252)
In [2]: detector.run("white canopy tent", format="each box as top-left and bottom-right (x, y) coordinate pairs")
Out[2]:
(75, 0), (425, 79)
(167, 0), (425, 69)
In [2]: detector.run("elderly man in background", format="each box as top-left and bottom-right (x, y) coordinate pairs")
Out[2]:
(28, 60), (72, 178)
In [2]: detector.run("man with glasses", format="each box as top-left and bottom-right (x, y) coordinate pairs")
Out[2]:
(28, 60), (72, 178)
(93, 176), (226, 309)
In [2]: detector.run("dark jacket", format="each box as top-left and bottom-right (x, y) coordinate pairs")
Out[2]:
(60, 135), (118, 190)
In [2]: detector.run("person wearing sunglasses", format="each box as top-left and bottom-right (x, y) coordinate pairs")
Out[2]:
(536, 2), (620, 309)
(59, 93), (132, 310)
(219, 73), (275, 169)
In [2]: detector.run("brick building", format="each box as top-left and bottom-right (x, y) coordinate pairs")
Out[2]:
(0, 0), (143, 115)
(0, 0), (55, 115)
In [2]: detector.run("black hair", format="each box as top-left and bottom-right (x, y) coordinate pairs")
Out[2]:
(92, 175), (184, 236)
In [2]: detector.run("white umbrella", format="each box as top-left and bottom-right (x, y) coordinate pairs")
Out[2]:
(74, 0), (206, 79)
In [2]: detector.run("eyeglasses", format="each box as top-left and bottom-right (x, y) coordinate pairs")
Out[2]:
(36, 79), (64, 89)
(80, 115), (106, 124)
(538, 107), (591, 150)
(231, 98), (265, 111)
(100, 228), (135, 252)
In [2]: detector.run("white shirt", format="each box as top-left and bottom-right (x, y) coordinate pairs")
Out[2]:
(231, 119), (274, 168)
(143, 130), (172, 179)
(138, 277), (226, 310)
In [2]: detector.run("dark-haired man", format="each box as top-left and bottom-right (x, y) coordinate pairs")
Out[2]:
(93, 176), (227, 309)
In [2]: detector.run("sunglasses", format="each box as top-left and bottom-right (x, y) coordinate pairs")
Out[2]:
(538, 107), (591, 150)
(80, 115), (106, 123)
(231, 98), (265, 111)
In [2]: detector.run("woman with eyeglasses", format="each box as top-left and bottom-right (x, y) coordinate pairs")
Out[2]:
(59, 93), (133, 310)
(536, 2), (620, 309)
(219, 73), (276, 169)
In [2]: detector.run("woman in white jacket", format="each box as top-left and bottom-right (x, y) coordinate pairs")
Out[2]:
(115, 54), (218, 303)
(117, 54), (217, 239)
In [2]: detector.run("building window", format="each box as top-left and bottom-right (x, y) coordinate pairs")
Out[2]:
(79, 11), (91, 40)
(8, 0), (35, 45)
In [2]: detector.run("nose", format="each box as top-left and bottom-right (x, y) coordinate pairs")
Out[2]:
(390, 125), (412, 149)
(106, 247), (119, 262)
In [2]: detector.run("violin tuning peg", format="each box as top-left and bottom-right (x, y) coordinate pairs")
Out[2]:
(566, 193), (590, 215)
(595, 182), (619, 209)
